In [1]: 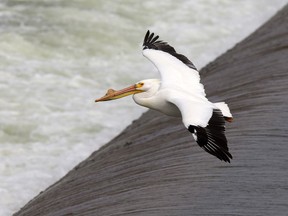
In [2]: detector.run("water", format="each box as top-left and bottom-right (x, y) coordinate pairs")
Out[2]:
(0, 0), (286, 215)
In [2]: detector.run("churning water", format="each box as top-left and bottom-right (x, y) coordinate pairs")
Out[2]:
(0, 0), (286, 215)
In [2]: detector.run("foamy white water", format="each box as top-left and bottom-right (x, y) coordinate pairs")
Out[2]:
(0, 0), (286, 215)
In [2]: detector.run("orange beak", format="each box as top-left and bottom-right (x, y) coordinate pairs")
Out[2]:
(95, 84), (143, 102)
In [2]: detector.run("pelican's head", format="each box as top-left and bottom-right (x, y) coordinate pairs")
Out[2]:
(95, 79), (160, 102)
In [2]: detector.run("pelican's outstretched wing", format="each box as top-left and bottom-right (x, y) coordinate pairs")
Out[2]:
(142, 30), (205, 98)
(167, 91), (233, 163)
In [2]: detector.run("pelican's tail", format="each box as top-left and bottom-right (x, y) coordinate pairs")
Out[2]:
(214, 102), (233, 122)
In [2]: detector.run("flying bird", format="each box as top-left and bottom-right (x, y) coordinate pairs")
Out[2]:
(96, 30), (233, 162)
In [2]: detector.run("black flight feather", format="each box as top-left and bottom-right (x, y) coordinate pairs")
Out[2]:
(143, 30), (197, 70)
(188, 109), (232, 163)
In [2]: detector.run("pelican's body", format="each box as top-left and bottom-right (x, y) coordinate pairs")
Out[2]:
(96, 31), (233, 162)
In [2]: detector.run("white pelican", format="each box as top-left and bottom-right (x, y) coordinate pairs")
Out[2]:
(96, 30), (233, 162)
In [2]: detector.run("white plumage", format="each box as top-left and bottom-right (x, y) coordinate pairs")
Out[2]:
(96, 30), (233, 162)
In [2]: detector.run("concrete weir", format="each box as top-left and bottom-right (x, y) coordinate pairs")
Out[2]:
(15, 4), (288, 216)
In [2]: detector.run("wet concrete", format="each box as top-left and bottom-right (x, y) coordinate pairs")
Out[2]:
(14, 4), (288, 216)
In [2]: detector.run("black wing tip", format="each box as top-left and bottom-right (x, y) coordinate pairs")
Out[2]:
(142, 30), (197, 70)
(143, 30), (165, 50)
(188, 109), (233, 163)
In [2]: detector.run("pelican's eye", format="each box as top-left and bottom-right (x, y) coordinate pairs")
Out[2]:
(136, 82), (144, 88)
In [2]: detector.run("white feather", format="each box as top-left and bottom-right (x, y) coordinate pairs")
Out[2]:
(214, 102), (233, 118)
(142, 48), (213, 128)
(166, 89), (214, 127)
(143, 49), (206, 98)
